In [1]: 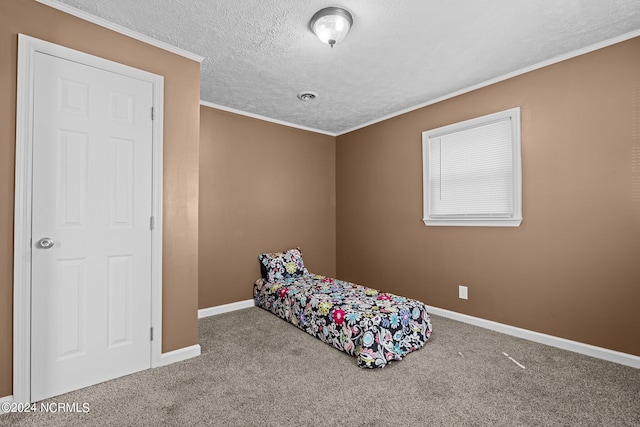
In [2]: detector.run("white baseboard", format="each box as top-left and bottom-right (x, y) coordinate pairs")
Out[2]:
(159, 344), (201, 367)
(198, 299), (255, 319)
(196, 300), (639, 368)
(426, 305), (640, 369)
(0, 345), (201, 411)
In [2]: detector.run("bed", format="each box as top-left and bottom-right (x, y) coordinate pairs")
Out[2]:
(254, 248), (433, 368)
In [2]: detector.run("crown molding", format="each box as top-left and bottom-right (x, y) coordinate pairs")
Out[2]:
(35, 0), (204, 63)
(200, 101), (338, 137)
(337, 28), (640, 136)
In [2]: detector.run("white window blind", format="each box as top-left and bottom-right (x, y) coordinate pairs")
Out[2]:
(422, 108), (522, 227)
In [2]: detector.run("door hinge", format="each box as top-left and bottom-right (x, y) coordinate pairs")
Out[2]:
(151, 107), (154, 120)
(150, 327), (154, 341)
(150, 216), (155, 230)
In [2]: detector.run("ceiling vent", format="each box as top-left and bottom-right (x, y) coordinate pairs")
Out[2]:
(297, 91), (318, 101)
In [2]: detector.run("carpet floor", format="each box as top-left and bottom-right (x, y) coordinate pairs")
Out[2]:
(2, 307), (639, 426)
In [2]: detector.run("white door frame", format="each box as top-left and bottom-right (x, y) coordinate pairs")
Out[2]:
(13, 34), (164, 404)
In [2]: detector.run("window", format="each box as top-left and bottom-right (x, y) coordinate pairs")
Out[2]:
(422, 107), (522, 227)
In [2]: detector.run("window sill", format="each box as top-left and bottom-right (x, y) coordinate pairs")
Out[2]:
(422, 218), (522, 227)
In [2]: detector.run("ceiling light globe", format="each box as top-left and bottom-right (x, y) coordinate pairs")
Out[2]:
(310, 7), (353, 47)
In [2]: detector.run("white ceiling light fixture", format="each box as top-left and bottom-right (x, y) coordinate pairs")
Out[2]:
(310, 7), (353, 48)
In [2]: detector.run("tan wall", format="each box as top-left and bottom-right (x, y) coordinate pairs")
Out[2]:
(199, 106), (336, 308)
(336, 37), (640, 357)
(0, 0), (200, 397)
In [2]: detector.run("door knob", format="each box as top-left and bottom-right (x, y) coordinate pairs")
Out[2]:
(37, 237), (55, 249)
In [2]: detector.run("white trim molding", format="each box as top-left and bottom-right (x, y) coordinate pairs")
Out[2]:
(338, 28), (640, 136)
(426, 306), (640, 369)
(159, 345), (202, 367)
(35, 0), (204, 63)
(150, 76), (165, 370)
(422, 107), (522, 227)
(14, 34), (165, 403)
(200, 101), (337, 137)
(198, 299), (256, 319)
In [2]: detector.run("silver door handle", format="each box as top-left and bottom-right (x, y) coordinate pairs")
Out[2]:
(37, 237), (55, 249)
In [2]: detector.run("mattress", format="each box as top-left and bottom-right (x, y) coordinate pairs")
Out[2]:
(254, 273), (432, 368)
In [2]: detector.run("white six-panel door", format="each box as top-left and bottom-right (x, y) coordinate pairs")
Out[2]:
(30, 51), (154, 401)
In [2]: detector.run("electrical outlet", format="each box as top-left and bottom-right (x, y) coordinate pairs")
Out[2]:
(459, 285), (468, 300)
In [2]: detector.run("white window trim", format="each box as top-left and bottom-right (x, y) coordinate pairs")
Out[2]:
(422, 107), (522, 227)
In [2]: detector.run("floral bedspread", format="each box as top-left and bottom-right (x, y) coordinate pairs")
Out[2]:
(253, 274), (432, 368)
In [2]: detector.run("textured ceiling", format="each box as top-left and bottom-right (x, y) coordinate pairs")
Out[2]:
(51, 0), (640, 135)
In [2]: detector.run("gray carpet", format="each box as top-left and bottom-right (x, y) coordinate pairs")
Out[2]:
(2, 307), (639, 426)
